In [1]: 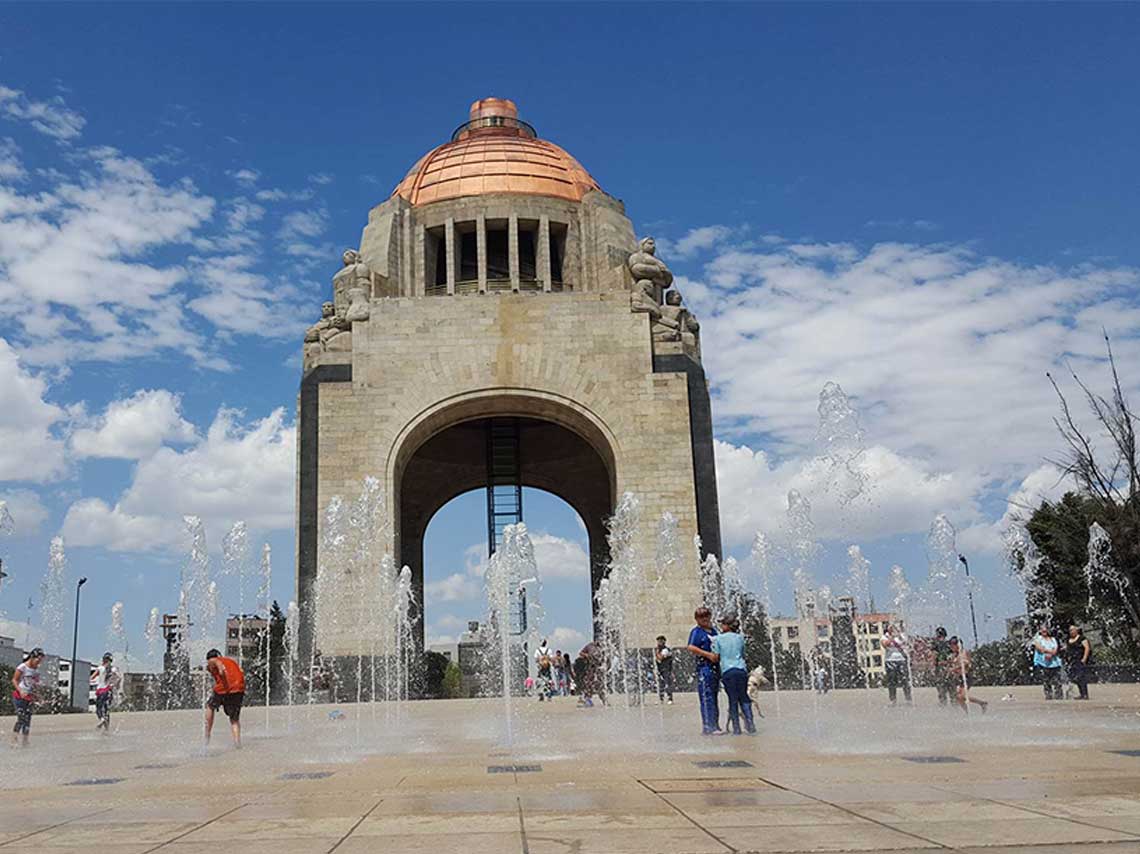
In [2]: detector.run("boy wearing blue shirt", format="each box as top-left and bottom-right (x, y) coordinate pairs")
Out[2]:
(686, 607), (721, 734)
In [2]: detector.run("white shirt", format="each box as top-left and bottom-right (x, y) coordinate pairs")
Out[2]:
(91, 663), (121, 691)
(534, 646), (551, 662)
(14, 661), (40, 697)
(883, 633), (908, 663)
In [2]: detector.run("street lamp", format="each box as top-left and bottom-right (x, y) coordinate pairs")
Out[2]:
(70, 577), (87, 710)
(957, 555), (980, 648)
(0, 558), (8, 595)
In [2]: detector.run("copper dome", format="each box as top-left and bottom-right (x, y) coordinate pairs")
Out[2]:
(392, 98), (601, 206)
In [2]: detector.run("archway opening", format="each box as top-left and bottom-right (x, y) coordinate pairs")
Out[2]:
(394, 408), (616, 651)
(421, 487), (595, 690)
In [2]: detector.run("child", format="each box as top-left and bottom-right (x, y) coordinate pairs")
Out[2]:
(709, 616), (756, 735)
(746, 664), (768, 718)
(10, 648), (44, 748)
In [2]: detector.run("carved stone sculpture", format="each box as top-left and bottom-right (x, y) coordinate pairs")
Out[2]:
(652, 289), (699, 343)
(346, 285), (370, 323)
(627, 237), (673, 316)
(305, 301), (336, 344)
(332, 249), (373, 315)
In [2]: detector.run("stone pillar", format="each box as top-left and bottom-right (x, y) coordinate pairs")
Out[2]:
(477, 213), (487, 294)
(401, 208), (413, 298)
(414, 223), (426, 297)
(539, 215), (552, 291)
(509, 212), (520, 291)
(445, 217), (456, 295)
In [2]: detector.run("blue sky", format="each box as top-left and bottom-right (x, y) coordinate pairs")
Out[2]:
(1, 4), (1138, 664)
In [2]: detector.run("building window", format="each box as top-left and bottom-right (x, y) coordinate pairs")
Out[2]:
(817, 624), (829, 639)
(486, 220), (509, 286)
(787, 626), (799, 639)
(871, 639), (881, 650)
(873, 655), (882, 667)
(458, 225), (478, 283)
(550, 222), (567, 283)
(518, 219), (538, 283)
(868, 622), (880, 634)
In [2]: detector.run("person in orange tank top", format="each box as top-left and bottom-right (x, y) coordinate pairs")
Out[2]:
(204, 648), (245, 749)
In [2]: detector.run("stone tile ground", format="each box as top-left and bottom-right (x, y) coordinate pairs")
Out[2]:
(2, 685), (1140, 852)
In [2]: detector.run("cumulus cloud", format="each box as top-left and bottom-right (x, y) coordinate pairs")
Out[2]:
(531, 533), (589, 581)
(0, 489), (50, 536)
(425, 572), (482, 603)
(656, 231), (1140, 555)
(61, 407), (295, 551)
(70, 389), (197, 459)
(0, 339), (67, 482)
(0, 84), (85, 140)
(548, 626), (587, 650)
(715, 439), (982, 550)
(227, 168), (260, 186)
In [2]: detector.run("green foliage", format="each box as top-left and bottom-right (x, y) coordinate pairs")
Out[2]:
(968, 638), (1032, 686)
(0, 664), (12, 715)
(441, 662), (463, 699)
(420, 650), (450, 698)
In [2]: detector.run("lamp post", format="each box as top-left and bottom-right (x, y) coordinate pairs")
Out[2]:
(957, 555), (980, 648)
(0, 558), (8, 596)
(70, 577), (87, 710)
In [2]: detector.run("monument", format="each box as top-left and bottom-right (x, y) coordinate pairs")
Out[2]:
(297, 97), (721, 658)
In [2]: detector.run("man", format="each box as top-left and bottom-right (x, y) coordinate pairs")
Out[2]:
(654, 635), (675, 704)
(931, 627), (952, 706)
(204, 648), (245, 749)
(948, 636), (988, 714)
(574, 642), (606, 707)
(10, 647), (43, 748)
(1032, 623), (1063, 700)
(90, 652), (122, 733)
(882, 624), (912, 706)
(686, 607), (721, 734)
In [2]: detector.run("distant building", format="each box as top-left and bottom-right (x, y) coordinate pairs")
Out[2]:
(225, 614), (268, 661)
(0, 635), (24, 670)
(122, 671), (163, 710)
(769, 592), (901, 686)
(56, 657), (95, 711)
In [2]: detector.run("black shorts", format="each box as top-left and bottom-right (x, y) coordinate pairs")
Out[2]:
(208, 691), (244, 721)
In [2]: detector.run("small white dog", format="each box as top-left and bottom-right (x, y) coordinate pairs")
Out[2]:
(747, 665), (770, 704)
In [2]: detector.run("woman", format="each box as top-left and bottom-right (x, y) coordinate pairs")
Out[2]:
(709, 615), (756, 735)
(10, 648), (44, 748)
(686, 607), (720, 734)
(947, 636), (988, 715)
(1065, 625), (1092, 700)
(1032, 623), (1064, 700)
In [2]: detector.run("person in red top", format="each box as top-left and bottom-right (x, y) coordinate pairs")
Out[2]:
(204, 648), (245, 749)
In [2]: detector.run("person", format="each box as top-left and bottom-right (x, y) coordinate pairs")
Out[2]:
(1032, 623), (1063, 700)
(686, 607), (721, 734)
(1065, 625), (1092, 700)
(882, 623), (912, 706)
(574, 642), (606, 707)
(813, 664), (828, 694)
(552, 649), (565, 696)
(947, 636), (988, 714)
(90, 652), (122, 733)
(562, 652), (573, 696)
(204, 648), (245, 749)
(534, 639), (554, 701)
(931, 627), (952, 706)
(654, 635), (675, 704)
(709, 615), (756, 735)
(10, 647), (43, 748)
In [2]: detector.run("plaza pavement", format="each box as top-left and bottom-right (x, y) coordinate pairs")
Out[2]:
(2, 684), (1140, 853)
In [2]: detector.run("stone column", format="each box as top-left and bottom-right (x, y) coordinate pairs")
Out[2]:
(445, 217), (456, 295)
(414, 223), (426, 297)
(539, 215), (552, 292)
(401, 209), (413, 297)
(477, 213), (487, 293)
(509, 212), (520, 291)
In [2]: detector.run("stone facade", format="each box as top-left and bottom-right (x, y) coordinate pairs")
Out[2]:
(297, 99), (720, 658)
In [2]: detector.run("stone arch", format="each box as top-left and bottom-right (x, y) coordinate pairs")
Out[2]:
(388, 390), (620, 648)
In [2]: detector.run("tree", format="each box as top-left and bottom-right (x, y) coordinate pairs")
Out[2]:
(1012, 337), (1140, 659)
(969, 638), (1031, 686)
(441, 662), (463, 698)
(420, 650), (450, 699)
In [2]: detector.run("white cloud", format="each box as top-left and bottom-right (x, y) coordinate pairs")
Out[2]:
(61, 407), (295, 552)
(0, 339), (67, 482)
(0, 137), (25, 181)
(531, 533), (589, 581)
(308, 172), (334, 186)
(661, 225), (734, 259)
(70, 389), (197, 459)
(547, 626), (587, 650)
(715, 440), (982, 550)
(0, 619), (44, 649)
(0, 489), (49, 536)
(0, 84), (85, 141)
(425, 572), (482, 603)
(430, 614), (467, 633)
(227, 168), (260, 186)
